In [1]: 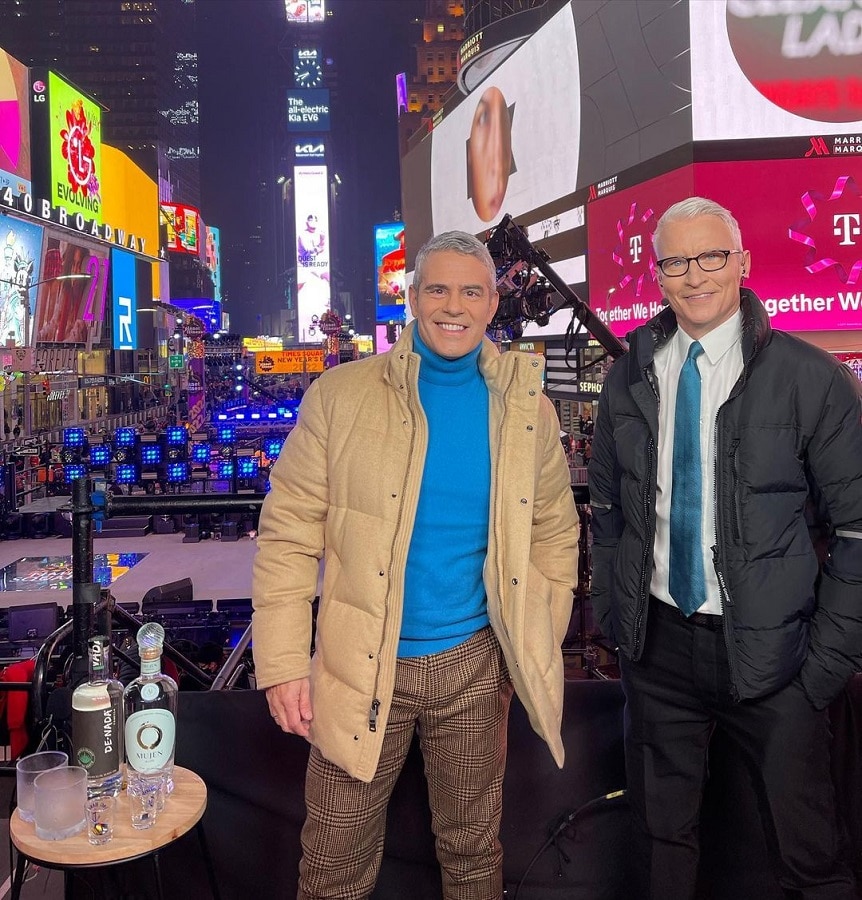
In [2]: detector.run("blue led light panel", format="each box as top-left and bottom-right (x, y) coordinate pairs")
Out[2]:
(217, 460), (235, 479)
(63, 464), (87, 482)
(166, 462), (190, 483)
(89, 445), (111, 466)
(63, 428), (86, 447)
(115, 464), (138, 484)
(114, 428), (137, 448)
(166, 426), (187, 445)
(140, 446), (162, 465)
(237, 458), (259, 478)
(216, 425), (236, 444)
(191, 443), (211, 463)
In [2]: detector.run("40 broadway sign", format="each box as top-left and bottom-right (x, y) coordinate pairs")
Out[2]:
(0, 186), (149, 255)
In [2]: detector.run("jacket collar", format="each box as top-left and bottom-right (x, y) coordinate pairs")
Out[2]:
(629, 287), (772, 375)
(385, 320), (543, 396)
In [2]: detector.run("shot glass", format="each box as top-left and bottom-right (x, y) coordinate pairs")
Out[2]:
(86, 796), (115, 845)
(127, 772), (165, 830)
(15, 751), (68, 823)
(33, 765), (87, 841)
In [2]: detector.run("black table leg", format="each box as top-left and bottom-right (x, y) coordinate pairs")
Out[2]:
(152, 850), (165, 900)
(10, 851), (26, 900)
(196, 822), (221, 900)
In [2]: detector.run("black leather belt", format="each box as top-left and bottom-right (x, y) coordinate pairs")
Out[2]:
(650, 596), (724, 630)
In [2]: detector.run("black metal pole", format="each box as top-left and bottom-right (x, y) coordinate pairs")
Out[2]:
(104, 493), (266, 518)
(71, 477), (98, 682)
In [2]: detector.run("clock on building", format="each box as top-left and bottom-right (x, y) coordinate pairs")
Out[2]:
(294, 57), (323, 88)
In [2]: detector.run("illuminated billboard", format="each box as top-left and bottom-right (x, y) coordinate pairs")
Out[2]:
(691, 1), (862, 140)
(205, 225), (222, 302)
(588, 156), (862, 336)
(100, 145), (159, 260)
(285, 0), (325, 24)
(0, 49), (32, 196)
(294, 164), (330, 342)
(374, 223), (406, 322)
(160, 203), (201, 254)
(255, 348), (324, 375)
(287, 89), (331, 133)
(111, 248), (138, 350)
(34, 234), (109, 345)
(0, 217), (44, 345)
(47, 71), (102, 225)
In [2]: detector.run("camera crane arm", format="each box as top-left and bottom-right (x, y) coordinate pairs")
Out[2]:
(490, 215), (628, 361)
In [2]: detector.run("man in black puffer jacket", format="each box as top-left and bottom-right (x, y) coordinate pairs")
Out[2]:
(589, 196), (862, 899)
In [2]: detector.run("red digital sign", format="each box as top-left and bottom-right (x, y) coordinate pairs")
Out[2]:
(160, 203), (200, 255)
(588, 157), (862, 336)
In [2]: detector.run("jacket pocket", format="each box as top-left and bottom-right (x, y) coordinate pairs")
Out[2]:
(729, 439), (742, 543)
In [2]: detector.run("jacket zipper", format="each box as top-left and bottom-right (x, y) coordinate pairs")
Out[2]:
(633, 366), (660, 656)
(729, 439), (741, 542)
(368, 356), (418, 732)
(492, 358), (519, 650)
(712, 408), (741, 702)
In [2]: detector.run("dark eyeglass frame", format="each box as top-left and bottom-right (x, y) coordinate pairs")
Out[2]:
(656, 249), (745, 277)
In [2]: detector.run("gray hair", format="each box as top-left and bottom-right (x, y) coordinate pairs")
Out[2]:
(412, 231), (497, 292)
(653, 197), (743, 255)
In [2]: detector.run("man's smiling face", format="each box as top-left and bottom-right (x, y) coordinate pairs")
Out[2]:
(409, 250), (499, 358)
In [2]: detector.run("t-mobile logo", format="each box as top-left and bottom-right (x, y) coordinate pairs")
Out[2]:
(629, 234), (642, 263)
(834, 213), (861, 246)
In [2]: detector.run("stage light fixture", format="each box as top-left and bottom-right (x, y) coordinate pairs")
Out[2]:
(191, 442), (211, 464)
(140, 445), (162, 465)
(63, 428), (86, 448)
(216, 424), (236, 444)
(236, 457), (259, 479)
(263, 437), (283, 459)
(63, 464), (87, 482)
(166, 462), (190, 483)
(217, 460), (234, 479)
(115, 464), (138, 485)
(89, 444), (111, 467)
(251, 413), (261, 420)
(114, 428), (137, 448)
(166, 426), (186, 445)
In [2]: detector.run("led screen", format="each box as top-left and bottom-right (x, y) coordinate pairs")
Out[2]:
(430, 3), (580, 234)
(0, 217), (44, 345)
(205, 225), (222, 302)
(285, 0), (325, 23)
(588, 157), (862, 336)
(0, 49), (32, 196)
(294, 164), (331, 342)
(160, 203), (201, 254)
(287, 89), (331, 133)
(374, 223), (406, 322)
(691, 1), (862, 140)
(34, 235), (109, 344)
(48, 71), (102, 225)
(111, 248), (137, 350)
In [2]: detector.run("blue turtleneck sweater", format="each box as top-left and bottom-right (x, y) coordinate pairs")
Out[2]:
(399, 329), (491, 658)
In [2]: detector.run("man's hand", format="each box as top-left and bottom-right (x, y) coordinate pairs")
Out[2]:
(266, 678), (313, 738)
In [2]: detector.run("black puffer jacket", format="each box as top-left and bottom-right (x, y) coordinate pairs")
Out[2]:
(589, 289), (862, 708)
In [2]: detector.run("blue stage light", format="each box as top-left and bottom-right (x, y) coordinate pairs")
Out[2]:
(115, 464), (138, 484)
(63, 464), (87, 482)
(216, 424), (236, 444)
(165, 426), (187, 445)
(89, 445), (111, 467)
(263, 438), (283, 459)
(166, 462), (190, 483)
(140, 445), (162, 465)
(114, 428), (137, 448)
(191, 442), (211, 464)
(63, 428), (86, 448)
(237, 457), (259, 478)
(218, 460), (235, 479)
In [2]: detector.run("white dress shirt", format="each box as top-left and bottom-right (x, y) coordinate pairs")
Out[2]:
(649, 312), (744, 615)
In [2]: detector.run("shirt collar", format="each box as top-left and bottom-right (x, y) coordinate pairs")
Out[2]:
(676, 310), (742, 366)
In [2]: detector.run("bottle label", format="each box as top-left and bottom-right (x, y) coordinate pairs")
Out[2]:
(72, 703), (120, 778)
(125, 708), (176, 773)
(140, 657), (161, 677)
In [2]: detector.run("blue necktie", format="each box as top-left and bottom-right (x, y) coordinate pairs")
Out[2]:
(669, 341), (706, 617)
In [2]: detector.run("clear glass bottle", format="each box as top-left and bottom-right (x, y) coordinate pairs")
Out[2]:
(71, 635), (124, 798)
(123, 623), (178, 790)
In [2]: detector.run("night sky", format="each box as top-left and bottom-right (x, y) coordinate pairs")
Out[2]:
(197, 0), (425, 336)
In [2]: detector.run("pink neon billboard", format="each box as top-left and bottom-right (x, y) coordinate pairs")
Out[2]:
(587, 157), (862, 336)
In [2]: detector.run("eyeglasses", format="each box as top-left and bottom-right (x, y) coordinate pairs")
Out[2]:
(656, 250), (744, 278)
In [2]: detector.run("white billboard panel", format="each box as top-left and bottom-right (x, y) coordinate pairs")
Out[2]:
(294, 164), (331, 343)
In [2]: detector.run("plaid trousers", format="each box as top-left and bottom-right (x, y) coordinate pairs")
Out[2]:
(298, 625), (514, 900)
